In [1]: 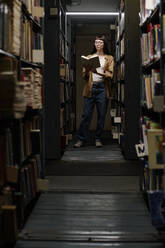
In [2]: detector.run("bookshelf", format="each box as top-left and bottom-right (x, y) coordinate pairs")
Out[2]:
(44, 0), (74, 159)
(139, 0), (163, 191)
(113, 0), (140, 159)
(139, 0), (165, 229)
(0, 0), (44, 244)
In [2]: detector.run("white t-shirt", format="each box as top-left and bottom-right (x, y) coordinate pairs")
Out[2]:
(92, 55), (105, 82)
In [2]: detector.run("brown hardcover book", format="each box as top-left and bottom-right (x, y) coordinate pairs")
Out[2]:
(29, 158), (38, 194)
(1, 205), (18, 242)
(31, 129), (41, 154)
(0, 134), (7, 185)
(0, 56), (18, 74)
(81, 55), (100, 69)
(7, 166), (18, 184)
(27, 162), (36, 199)
(147, 129), (164, 169)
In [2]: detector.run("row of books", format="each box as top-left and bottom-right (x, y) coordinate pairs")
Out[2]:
(116, 61), (125, 81)
(32, 1), (44, 46)
(0, 0), (44, 240)
(141, 23), (160, 65)
(138, 116), (165, 191)
(143, 167), (164, 191)
(21, 121), (41, 162)
(116, 12), (125, 42)
(65, 44), (70, 63)
(19, 155), (41, 209)
(115, 5), (123, 148)
(0, 197), (18, 243)
(0, 0), (21, 56)
(139, 2), (165, 228)
(32, 4), (44, 18)
(22, 0), (44, 15)
(117, 82), (125, 104)
(23, 0), (44, 63)
(0, 0), (44, 63)
(21, 67), (43, 110)
(0, 57), (43, 118)
(59, 0), (75, 142)
(116, 37), (124, 62)
(32, 7), (44, 33)
(60, 34), (65, 59)
(60, 63), (70, 81)
(21, 17), (33, 61)
(0, 120), (41, 186)
(141, 69), (161, 109)
(22, 18), (44, 63)
(0, 73), (26, 119)
(60, 37), (71, 64)
(111, 124), (123, 141)
(60, 83), (72, 131)
(110, 103), (125, 142)
(32, 31), (44, 64)
(114, 4), (125, 143)
(0, 131), (8, 186)
(33, 0), (44, 7)
(140, 0), (160, 25)
(60, 82), (71, 103)
(162, 14), (165, 52)
(138, 116), (163, 167)
(0, 154), (42, 242)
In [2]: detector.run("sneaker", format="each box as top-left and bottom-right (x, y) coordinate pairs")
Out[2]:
(95, 140), (103, 147)
(74, 140), (83, 148)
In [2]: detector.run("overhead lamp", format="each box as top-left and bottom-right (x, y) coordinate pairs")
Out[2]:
(66, 12), (119, 16)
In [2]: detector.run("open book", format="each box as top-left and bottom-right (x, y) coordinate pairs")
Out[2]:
(81, 55), (100, 69)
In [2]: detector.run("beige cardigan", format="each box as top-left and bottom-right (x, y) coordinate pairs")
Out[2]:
(82, 54), (114, 99)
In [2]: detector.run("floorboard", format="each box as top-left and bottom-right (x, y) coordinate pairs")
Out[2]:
(15, 139), (165, 247)
(16, 241), (165, 248)
(46, 176), (140, 192)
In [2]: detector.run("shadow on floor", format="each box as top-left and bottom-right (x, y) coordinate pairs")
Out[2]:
(45, 133), (139, 176)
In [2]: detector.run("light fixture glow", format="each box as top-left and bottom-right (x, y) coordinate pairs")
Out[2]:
(66, 12), (119, 16)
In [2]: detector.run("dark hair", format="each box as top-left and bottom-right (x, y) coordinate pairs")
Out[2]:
(91, 34), (110, 55)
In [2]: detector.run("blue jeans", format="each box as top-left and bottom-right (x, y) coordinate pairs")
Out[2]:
(77, 82), (108, 142)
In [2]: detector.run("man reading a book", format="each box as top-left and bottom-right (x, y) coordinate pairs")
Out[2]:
(74, 34), (114, 148)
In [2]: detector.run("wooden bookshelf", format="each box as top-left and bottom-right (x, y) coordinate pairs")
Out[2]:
(0, 0), (44, 243)
(44, 0), (74, 159)
(139, 0), (163, 190)
(138, 0), (165, 230)
(113, 0), (140, 159)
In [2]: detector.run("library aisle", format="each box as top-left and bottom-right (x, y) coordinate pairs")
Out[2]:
(15, 142), (165, 248)
(1, 0), (165, 247)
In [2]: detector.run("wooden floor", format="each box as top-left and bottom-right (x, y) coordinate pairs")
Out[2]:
(45, 141), (139, 176)
(15, 242), (165, 248)
(15, 141), (165, 247)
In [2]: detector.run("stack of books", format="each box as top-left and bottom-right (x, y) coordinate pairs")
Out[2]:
(33, 68), (42, 109)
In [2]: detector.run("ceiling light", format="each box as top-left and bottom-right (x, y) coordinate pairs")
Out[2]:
(66, 12), (119, 16)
